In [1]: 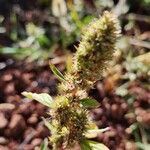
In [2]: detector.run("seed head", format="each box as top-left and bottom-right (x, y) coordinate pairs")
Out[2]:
(74, 11), (121, 87)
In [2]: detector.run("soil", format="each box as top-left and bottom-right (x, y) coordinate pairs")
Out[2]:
(0, 52), (150, 150)
(0, 0), (149, 149)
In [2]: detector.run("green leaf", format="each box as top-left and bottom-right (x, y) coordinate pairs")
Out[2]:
(50, 64), (66, 81)
(136, 142), (150, 150)
(42, 117), (52, 131)
(85, 127), (110, 138)
(40, 138), (49, 150)
(80, 98), (99, 108)
(80, 140), (109, 150)
(80, 140), (92, 150)
(88, 140), (109, 150)
(22, 92), (53, 108)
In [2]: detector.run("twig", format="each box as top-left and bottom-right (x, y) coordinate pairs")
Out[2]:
(129, 38), (150, 49)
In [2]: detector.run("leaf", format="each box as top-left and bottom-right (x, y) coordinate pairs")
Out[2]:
(42, 117), (52, 131)
(80, 140), (92, 150)
(88, 140), (109, 150)
(22, 92), (53, 108)
(85, 127), (110, 138)
(40, 138), (49, 150)
(50, 64), (66, 81)
(80, 98), (99, 108)
(136, 142), (150, 150)
(80, 140), (109, 150)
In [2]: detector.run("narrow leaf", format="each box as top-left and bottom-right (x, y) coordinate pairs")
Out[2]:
(88, 140), (109, 150)
(80, 140), (92, 150)
(136, 142), (150, 150)
(81, 140), (109, 150)
(22, 92), (53, 107)
(85, 127), (110, 138)
(42, 117), (52, 131)
(40, 138), (49, 150)
(80, 98), (99, 108)
(50, 64), (66, 81)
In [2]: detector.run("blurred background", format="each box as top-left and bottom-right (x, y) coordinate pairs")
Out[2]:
(0, 0), (150, 150)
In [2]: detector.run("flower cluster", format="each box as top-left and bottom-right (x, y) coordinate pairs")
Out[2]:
(60, 11), (120, 93)
(23, 11), (121, 150)
(75, 11), (120, 88)
(50, 11), (120, 149)
(49, 96), (89, 149)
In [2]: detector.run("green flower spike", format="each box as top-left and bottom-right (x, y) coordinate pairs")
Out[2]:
(22, 11), (121, 150)
(74, 11), (121, 88)
(60, 11), (121, 94)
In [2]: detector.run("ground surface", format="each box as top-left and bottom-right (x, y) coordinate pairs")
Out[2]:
(0, 51), (149, 150)
(0, 1), (150, 149)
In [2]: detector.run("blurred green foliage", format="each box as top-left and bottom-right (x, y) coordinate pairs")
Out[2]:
(0, 0), (149, 61)
(0, 0), (96, 61)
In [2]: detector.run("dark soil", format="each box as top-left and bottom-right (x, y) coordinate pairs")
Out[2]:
(0, 52), (150, 150)
(0, 55), (58, 150)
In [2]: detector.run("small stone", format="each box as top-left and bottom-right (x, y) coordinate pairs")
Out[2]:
(31, 138), (42, 147)
(23, 144), (34, 150)
(36, 103), (46, 117)
(0, 103), (15, 112)
(27, 114), (38, 125)
(142, 113), (150, 126)
(121, 103), (128, 112)
(17, 103), (35, 116)
(24, 127), (36, 139)
(0, 137), (8, 145)
(6, 95), (20, 104)
(8, 114), (26, 138)
(91, 108), (103, 120)
(0, 113), (8, 129)
(7, 141), (18, 150)
(0, 145), (9, 150)
(35, 125), (49, 138)
(111, 104), (119, 117)
(2, 74), (13, 82)
(4, 83), (15, 94)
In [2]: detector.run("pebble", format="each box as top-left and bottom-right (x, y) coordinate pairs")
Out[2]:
(0, 113), (8, 129)
(35, 125), (49, 138)
(17, 103), (35, 116)
(2, 74), (13, 82)
(31, 138), (42, 147)
(0, 103), (15, 112)
(27, 114), (38, 125)
(8, 114), (26, 138)
(4, 82), (15, 94)
(0, 137), (8, 145)
(0, 145), (9, 150)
